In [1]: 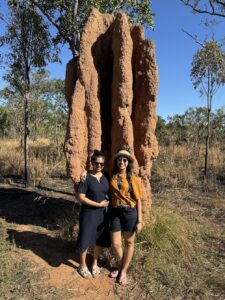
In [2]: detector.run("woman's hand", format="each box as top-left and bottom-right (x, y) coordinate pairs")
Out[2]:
(80, 171), (87, 182)
(136, 222), (143, 234)
(98, 200), (109, 208)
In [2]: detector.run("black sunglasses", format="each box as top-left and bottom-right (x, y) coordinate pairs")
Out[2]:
(93, 161), (104, 167)
(117, 157), (128, 163)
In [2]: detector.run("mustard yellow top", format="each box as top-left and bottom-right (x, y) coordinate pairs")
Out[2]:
(110, 174), (142, 208)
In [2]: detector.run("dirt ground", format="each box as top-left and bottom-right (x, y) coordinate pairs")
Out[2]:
(1, 182), (224, 299)
(0, 183), (144, 300)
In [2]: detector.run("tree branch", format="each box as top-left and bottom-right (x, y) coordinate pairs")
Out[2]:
(29, 0), (76, 57)
(209, 0), (215, 15)
(201, 81), (208, 96)
(74, 0), (79, 17)
(0, 14), (22, 47)
(180, 0), (225, 18)
(182, 29), (205, 47)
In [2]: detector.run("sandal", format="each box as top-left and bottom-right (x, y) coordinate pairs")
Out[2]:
(109, 269), (119, 278)
(77, 266), (92, 279)
(119, 275), (128, 286)
(91, 265), (101, 277)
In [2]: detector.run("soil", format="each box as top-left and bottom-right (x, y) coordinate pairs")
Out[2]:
(11, 222), (116, 299)
(0, 183), (143, 300)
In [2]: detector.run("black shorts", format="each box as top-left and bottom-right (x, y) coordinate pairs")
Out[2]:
(109, 205), (138, 233)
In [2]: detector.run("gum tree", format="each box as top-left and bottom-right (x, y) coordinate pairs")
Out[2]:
(191, 40), (225, 177)
(28, 0), (154, 58)
(0, 0), (57, 186)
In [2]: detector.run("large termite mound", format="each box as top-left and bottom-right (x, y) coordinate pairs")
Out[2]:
(64, 8), (159, 216)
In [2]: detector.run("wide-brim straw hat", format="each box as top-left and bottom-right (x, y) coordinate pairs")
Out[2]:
(112, 150), (135, 163)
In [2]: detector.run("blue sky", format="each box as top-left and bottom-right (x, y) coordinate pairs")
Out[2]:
(0, 0), (224, 118)
(149, 0), (225, 118)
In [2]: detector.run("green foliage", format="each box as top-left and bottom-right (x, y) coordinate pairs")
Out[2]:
(156, 106), (225, 146)
(155, 116), (169, 145)
(0, 0), (59, 95)
(27, 71), (67, 139)
(168, 107), (209, 144)
(0, 106), (13, 137)
(28, 0), (154, 57)
(0, 71), (66, 139)
(191, 40), (225, 98)
(191, 40), (225, 176)
(0, 87), (24, 137)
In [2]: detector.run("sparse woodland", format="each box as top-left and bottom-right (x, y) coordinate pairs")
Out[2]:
(0, 0), (224, 299)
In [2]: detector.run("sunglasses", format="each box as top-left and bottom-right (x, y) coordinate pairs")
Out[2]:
(117, 157), (128, 163)
(93, 161), (104, 167)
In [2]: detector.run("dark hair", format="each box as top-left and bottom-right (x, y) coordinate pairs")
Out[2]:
(91, 149), (105, 163)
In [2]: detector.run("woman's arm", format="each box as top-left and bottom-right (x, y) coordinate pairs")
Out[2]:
(78, 193), (109, 208)
(136, 198), (143, 234)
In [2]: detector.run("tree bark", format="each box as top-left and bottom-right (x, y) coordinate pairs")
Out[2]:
(204, 108), (210, 177)
(24, 53), (30, 186)
(204, 70), (212, 178)
(24, 92), (30, 186)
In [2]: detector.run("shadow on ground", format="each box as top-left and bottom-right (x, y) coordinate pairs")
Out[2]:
(0, 185), (80, 230)
(7, 228), (111, 270)
(0, 185), (112, 271)
(7, 229), (80, 268)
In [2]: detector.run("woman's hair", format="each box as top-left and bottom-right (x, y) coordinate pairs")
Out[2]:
(91, 149), (105, 163)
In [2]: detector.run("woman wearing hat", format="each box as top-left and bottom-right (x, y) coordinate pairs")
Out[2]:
(109, 148), (143, 286)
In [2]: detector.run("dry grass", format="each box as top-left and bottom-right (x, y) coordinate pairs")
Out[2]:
(0, 138), (67, 184)
(130, 143), (225, 299)
(152, 144), (225, 195)
(132, 207), (225, 299)
(1, 139), (224, 190)
(0, 139), (23, 175)
(0, 138), (224, 299)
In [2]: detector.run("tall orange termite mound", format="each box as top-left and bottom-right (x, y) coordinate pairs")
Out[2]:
(64, 8), (159, 217)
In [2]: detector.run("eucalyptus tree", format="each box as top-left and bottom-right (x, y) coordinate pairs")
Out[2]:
(0, 0), (58, 186)
(211, 107), (225, 143)
(181, 0), (225, 18)
(191, 40), (225, 176)
(0, 105), (13, 137)
(0, 86), (24, 140)
(155, 116), (169, 145)
(1, 71), (66, 140)
(28, 71), (66, 141)
(28, 0), (154, 58)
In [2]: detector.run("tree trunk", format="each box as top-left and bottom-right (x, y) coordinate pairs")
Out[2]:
(204, 72), (212, 179)
(24, 93), (30, 186)
(204, 107), (210, 177)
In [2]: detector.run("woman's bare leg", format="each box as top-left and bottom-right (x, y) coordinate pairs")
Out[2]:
(119, 231), (135, 282)
(80, 249), (88, 268)
(92, 245), (101, 267)
(111, 231), (123, 268)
